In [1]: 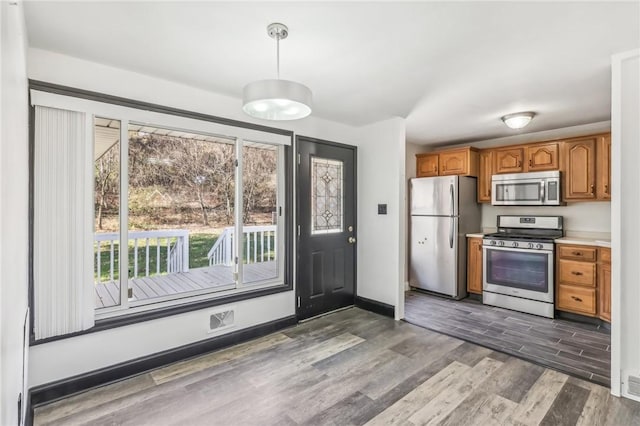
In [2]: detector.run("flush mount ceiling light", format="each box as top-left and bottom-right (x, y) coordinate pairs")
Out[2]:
(242, 23), (312, 121)
(501, 111), (536, 129)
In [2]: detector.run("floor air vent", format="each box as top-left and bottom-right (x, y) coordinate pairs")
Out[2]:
(209, 308), (235, 332)
(628, 375), (640, 398)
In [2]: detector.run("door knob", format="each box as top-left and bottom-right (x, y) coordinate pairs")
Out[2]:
(348, 237), (357, 244)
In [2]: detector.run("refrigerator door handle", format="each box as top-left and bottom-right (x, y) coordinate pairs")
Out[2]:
(449, 183), (454, 216)
(449, 217), (454, 248)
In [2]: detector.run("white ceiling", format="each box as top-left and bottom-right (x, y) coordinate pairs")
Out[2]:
(23, 1), (640, 145)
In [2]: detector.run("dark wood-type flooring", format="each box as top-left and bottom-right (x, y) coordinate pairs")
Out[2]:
(35, 307), (638, 426)
(405, 290), (611, 387)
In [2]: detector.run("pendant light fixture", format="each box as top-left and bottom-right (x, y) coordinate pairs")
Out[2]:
(242, 23), (312, 121)
(501, 111), (536, 129)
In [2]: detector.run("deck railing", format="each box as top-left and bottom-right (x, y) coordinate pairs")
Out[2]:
(94, 229), (189, 284)
(208, 225), (277, 266)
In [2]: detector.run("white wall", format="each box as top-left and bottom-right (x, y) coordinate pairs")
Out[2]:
(357, 117), (406, 312)
(611, 49), (640, 400)
(26, 49), (411, 387)
(29, 292), (292, 386)
(0, 1), (30, 424)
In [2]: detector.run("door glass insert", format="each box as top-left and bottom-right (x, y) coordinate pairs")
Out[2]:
(485, 249), (549, 292)
(311, 157), (344, 234)
(495, 182), (541, 202)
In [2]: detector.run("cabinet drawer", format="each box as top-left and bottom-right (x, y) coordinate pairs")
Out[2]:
(558, 259), (596, 287)
(558, 245), (597, 261)
(600, 248), (611, 264)
(557, 285), (596, 316)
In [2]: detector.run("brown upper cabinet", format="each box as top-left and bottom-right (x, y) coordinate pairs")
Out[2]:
(494, 143), (559, 174)
(416, 147), (478, 178)
(416, 153), (439, 177)
(477, 150), (493, 203)
(527, 143), (559, 171)
(562, 137), (597, 201)
(597, 134), (611, 200)
(494, 147), (525, 174)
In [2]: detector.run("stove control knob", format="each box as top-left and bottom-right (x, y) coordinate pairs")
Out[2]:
(528, 242), (534, 249)
(498, 241), (505, 247)
(536, 243), (544, 250)
(512, 242), (519, 248)
(490, 240), (496, 246)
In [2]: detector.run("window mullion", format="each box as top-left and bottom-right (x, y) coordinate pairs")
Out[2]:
(119, 119), (130, 309)
(235, 138), (244, 287)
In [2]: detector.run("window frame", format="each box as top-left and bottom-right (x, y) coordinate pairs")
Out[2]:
(28, 80), (293, 344)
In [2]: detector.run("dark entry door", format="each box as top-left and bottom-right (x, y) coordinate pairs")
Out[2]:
(297, 136), (356, 320)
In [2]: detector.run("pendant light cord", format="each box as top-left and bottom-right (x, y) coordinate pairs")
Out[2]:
(276, 32), (280, 80)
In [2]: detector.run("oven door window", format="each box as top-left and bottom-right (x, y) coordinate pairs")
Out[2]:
(485, 248), (549, 293)
(495, 182), (541, 202)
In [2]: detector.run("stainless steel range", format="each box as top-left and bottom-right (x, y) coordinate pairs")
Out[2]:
(482, 215), (563, 318)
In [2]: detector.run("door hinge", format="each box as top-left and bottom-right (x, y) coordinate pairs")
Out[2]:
(297, 225), (301, 236)
(279, 206), (282, 216)
(297, 153), (301, 165)
(297, 297), (301, 308)
(235, 256), (239, 265)
(234, 159), (239, 167)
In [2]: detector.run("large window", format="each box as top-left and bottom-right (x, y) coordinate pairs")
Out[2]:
(93, 122), (286, 313)
(31, 89), (290, 338)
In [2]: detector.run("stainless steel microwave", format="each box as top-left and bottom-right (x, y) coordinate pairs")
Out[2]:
(491, 171), (563, 206)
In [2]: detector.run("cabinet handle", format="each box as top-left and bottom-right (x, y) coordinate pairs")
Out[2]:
(572, 251), (582, 256)
(529, 159), (532, 167)
(571, 296), (583, 302)
(571, 271), (583, 276)
(478, 244), (482, 251)
(590, 184), (595, 194)
(605, 184), (609, 194)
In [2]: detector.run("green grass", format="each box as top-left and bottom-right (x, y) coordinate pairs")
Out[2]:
(95, 232), (276, 282)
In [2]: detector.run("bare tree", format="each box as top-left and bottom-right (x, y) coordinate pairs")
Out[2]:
(94, 146), (119, 230)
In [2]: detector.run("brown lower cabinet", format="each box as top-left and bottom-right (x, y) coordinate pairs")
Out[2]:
(467, 237), (483, 294)
(556, 244), (610, 322)
(598, 248), (611, 322)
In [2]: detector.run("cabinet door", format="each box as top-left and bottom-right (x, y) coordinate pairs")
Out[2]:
(478, 150), (493, 203)
(597, 134), (611, 200)
(467, 237), (483, 294)
(563, 137), (596, 200)
(527, 143), (559, 171)
(439, 150), (468, 176)
(494, 147), (524, 174)
(416, 154), (439, 177)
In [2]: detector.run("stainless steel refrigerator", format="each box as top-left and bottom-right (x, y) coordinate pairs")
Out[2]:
(409, 176), (481, 299)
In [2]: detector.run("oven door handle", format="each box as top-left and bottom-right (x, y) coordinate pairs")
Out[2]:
(540, 182), (545, 202)
(483, 245), (553, 254)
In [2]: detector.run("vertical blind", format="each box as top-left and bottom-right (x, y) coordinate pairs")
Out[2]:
(33, 106), (95, 339)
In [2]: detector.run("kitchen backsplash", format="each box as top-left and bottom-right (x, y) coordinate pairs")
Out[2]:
(481, 201), (611, 234)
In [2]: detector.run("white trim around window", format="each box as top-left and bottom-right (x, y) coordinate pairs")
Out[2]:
(31, 90), (290, 329)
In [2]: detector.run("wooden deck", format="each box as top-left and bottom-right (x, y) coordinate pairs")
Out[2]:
(94, 261), (277, 308)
